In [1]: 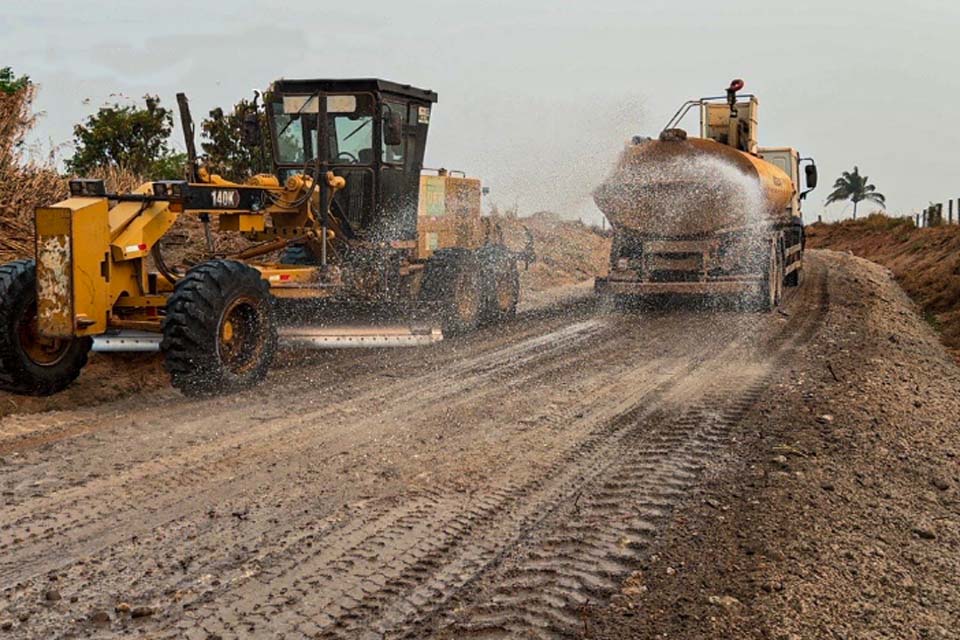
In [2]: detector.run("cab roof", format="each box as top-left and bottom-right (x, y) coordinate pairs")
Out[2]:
(271, 78), (438, 103)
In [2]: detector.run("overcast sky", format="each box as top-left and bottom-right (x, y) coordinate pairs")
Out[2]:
(7, 0), (959, 223)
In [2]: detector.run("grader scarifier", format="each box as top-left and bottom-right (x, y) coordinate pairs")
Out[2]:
(0, 78), (530, 396)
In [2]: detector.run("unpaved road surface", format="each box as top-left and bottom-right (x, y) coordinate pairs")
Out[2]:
(0, 251), (956, 639)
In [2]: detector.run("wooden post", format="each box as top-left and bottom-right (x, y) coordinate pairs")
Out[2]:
(916, 212), (920, 227)
(950, 200), (954, 225)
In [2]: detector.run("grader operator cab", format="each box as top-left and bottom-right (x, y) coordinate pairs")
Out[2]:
(0, 78), (530, 397)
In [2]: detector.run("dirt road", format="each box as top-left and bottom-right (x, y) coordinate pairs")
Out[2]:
(0, 251), (944, 639)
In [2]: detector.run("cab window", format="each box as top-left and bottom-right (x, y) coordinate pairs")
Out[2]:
(271, 93), (376, 165)
(330, 93), (375, 165)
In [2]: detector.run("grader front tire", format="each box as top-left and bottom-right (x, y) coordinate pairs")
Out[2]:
(161, 260), (277, 396)
(0, 260), (91, 396)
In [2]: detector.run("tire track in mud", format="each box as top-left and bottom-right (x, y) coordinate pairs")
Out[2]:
(98, 320), (709, 637)
(416, 269), (831, 640)
(0, 318), (613, 583)
(2, 310), (726, 590)
(155, 271), (829, 640)
(0, 268), (829, 639)
(0, 301), (597, 457)
(425, 371), (774, 639)
(169, 268), (830, 640)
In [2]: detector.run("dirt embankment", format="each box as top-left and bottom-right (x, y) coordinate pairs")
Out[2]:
(500, 211), (611, 291)
(807, 214), (960, 359)
(586, 250), (960, 639)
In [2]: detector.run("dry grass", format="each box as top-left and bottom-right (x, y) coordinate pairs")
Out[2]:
(0, 84), (146, 263)
(807, 214), (960, 357)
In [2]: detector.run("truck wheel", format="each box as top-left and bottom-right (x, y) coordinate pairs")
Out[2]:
(784, 227), (804, 287)
(420, 249), (483, 335)
(755, 240), (784, 312)
(162, 260), (277, 396)
(478, 245), (519, 324)
(784, 263), (802, 287)
(0, 260), (92, 396)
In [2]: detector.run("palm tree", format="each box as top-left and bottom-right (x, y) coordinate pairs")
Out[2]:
(825, 166), (885, 219)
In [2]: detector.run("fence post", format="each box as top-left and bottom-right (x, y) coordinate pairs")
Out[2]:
(950, 200), (954, 225)
(916, 212), (920, 227)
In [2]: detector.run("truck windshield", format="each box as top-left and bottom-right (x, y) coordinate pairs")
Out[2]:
(271, 93), (375, 166)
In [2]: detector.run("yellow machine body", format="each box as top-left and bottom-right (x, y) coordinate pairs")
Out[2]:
(416, 170), (489, 259)
(33, 168), (494, 339)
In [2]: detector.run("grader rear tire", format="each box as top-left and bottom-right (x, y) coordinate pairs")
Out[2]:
(478, 245), (519, 324)
(0, 260), (91, 396)
(420, 249), (483, 335)
(161, 260), (276, 396)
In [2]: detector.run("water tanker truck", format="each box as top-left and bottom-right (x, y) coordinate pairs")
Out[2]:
(594, 80), (818, 310)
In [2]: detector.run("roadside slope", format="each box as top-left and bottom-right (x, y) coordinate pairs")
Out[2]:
(586, 249), (960, 639)
(807, 215), (960, 358)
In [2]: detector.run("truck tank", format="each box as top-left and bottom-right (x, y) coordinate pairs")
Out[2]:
(594, 130), (795, 238)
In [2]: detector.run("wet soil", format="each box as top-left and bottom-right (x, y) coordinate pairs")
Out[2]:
(0, 251), (956, 639)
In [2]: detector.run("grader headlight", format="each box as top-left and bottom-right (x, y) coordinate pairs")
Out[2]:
(68, 179), (106, 197)
(152, 180), (189, 200)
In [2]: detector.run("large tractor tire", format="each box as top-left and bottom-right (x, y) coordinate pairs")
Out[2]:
(0, 260), (91, 396)
(419, 248), (483, 335)
(478, 245), (520, 324)
(161, 260), (277, 396)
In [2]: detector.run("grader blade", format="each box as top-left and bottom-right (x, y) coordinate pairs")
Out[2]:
(92, 325), (443, 353)
(278, 324), (443, 349)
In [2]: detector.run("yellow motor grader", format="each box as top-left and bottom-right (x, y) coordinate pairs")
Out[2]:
(0, 78), (531, 396)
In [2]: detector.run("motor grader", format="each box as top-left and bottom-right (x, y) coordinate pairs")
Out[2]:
(0, 78), (530, 397)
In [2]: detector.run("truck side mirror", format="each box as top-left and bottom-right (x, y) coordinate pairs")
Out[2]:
(384, 111), (403, 147)
(242, 111), (261, 147)
(804, 163), (818, 190)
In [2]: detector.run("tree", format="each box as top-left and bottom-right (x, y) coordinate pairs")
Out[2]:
(66, 95), (184, 178)
(0, 67), (30, 96)
(200, 98), (271, 180)
(824, 166), (885, 219)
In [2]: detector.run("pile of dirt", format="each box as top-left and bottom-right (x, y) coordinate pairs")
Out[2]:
(807, 214), (960, 358)
(500, 210), (611, 291)
(585, 250), (960, 639)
